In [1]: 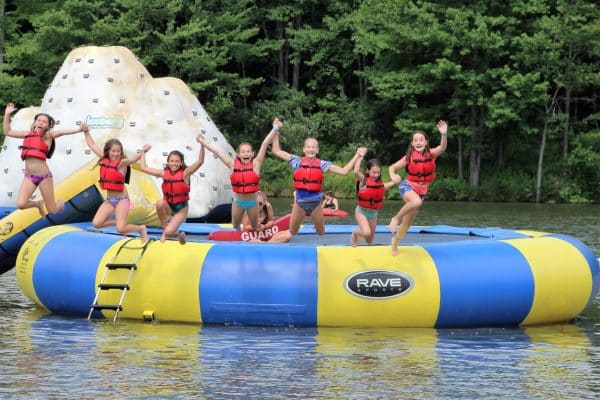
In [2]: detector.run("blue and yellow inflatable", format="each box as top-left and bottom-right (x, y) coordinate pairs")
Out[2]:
(0, 159), (162, 274)
(16, 224), (599, 328)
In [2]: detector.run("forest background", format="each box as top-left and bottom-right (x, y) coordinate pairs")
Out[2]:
(0, 0), (598, 203)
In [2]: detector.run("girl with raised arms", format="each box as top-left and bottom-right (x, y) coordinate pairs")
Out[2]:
(389, 120), (448, 256)
(351, 157), (399, 247)
(139, 133), (205, 244)
(3, 103), (88, 215)
(269, 120), (367, 237)
(198, 119), (280, 231)
(83, 130), (148, 243)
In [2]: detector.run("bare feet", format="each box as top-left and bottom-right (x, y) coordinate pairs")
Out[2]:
(391, 235), (399, 257)
(351, 231), (359, 248)
(177, 231), (186, 245)
(388, 216), (399, 233)
(160, 234), (166, 243)
(140, 225), (148, 244)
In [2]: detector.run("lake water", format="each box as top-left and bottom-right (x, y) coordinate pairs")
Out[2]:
(1, 201), (599, 399)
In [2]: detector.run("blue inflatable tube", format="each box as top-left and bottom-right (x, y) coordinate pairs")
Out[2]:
(15, 225), (599, 328)
(0, 186), (102, 274)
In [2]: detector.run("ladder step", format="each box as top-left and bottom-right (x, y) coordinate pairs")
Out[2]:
(120, 241), (152, 251)
(106, 263), (137, 270)
(91, 304), (123, 311)
(98, 283), (130, 290)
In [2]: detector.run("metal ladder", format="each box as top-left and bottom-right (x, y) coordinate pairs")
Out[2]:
(88, 238), (152, 322)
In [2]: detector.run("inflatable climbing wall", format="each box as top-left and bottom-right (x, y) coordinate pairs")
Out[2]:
(0, 46), (234, 219)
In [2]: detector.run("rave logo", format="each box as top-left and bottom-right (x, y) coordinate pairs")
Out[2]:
(345, 270), (413, 299)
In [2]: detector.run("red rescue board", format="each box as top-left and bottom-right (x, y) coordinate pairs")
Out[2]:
(208, 213), (291, 242)
(322, 209), (349, 217)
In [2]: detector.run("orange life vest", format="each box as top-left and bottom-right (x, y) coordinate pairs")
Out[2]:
(293, 157), (324, 192)
(99, 157), (126, 191)
(230, 158), (260, 194)
(20, 131), (51, 160)
(356, 176), (385, 209)
(406, 150), (436, 183)
(162, 168), (190, 204)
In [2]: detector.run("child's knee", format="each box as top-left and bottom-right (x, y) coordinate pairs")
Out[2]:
(410, 198), (423, 209)
(156, 199), (168, 209)
(115, 222), (128, 234)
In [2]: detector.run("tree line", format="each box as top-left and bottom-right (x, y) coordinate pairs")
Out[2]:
(1, 0), (598, 203)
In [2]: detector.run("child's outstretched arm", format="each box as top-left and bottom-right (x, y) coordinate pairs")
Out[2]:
(139, 144), (164, 178)
(3, 103), (29, 138)
(329, 146), (368, 175)
(388, 157), (406, 183)
(185, 133), (206, 177)
(383, 179), (399, 190)
(51, 121), (88, 139)
(254, 118), (282, 171)
(430, 120), (448, 157)
(197, 134), (234, 169)
(353, 152), (365, 182)
(119, 148), (145, 169)
(83, 130), (104, 158)
(269, 124), (292, 162)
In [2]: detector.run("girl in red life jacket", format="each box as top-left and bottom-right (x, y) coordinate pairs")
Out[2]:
(198, 119), (280, 231)
(3, 103), (88, 215)
(351, 158), (400, 247)
(139, 133), (205, 244)
(270, 121), (367, 237)
(83, 130), (148, 244)
(388, 120), (448, 256)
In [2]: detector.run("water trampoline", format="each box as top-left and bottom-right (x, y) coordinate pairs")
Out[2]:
(15, 222), (599, 329)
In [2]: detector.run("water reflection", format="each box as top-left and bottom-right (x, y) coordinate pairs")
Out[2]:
(521, 324), (596, 399)
(197, 325), (320, 398)
(434, 325), (594, 398)
(2, 304), (597, 399)
(314, 328), (439, 398)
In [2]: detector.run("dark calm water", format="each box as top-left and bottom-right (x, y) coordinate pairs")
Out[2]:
(1, 201), (599, 399)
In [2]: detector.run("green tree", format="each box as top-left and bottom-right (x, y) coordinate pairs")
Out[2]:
(511, 0), (600, 202)
(1, 0), (599, 202)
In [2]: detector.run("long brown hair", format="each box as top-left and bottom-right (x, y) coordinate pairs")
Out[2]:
(99, 138), (130, 183)
(102, 139), (126, 160)
(405, 130), (431, 163)
(167, 150), (187, 170)
(356, 158), (382, 192)
(31, 113), (55, 131)
(31, 113), (56, 158)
